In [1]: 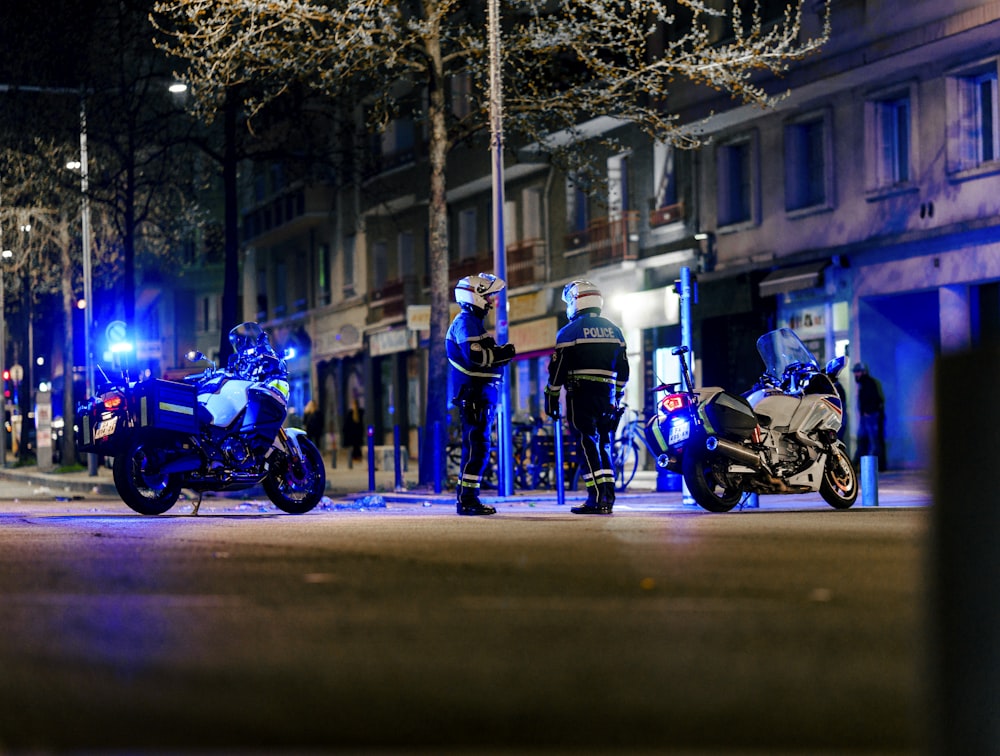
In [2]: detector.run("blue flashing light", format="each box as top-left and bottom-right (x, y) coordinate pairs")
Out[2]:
(109, 341), (134, 354)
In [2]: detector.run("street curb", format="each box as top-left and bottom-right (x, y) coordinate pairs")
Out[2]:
(0, 467), (119, 497)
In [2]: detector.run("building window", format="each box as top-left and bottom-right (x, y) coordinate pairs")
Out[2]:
(654, 141), (678, 209)
(566, 178), (589, 233)
(317, 242), (331, 306)
(716, 135), (755, 227)
(949, 64), (1000, 173)
(372, 240), (389, 289)
(784, 113), (830, 212)
(522, 187), (543, 241)
(607, 154), (630, 220)
(458, 209), (477, 260)
(451, 71), (473, 119)
(398, 232), (415, 278)
(274, 261), (287, 317)
(256, 268), (268, 320)
(867, 91), (912, 190)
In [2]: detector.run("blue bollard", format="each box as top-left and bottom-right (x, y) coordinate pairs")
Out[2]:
(553, 417), (566, 507)
(393, 424), (403, 491)
(367, 425), (376, 492)
(433, 421), (442, 494)
(861, 455), (879, 507)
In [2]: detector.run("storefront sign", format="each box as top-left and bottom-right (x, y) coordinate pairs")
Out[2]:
(406, 305), (431, 331)
(508, 291), (550, 321)
(369, 328), (416, 356)
(509, 317), (557, 353)
(315, 323), (363, 357)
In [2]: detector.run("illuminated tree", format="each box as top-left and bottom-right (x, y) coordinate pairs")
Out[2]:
(151, 0), (829, 483)
(0, 139), (118, 466)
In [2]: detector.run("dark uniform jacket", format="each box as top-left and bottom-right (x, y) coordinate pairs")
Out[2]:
(446, 310), (513, 405)
(546, 311), (629, 404)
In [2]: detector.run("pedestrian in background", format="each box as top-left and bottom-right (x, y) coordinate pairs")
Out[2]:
(447, 273), (516, 516)
(303, 399), (323, 448)
(545, 281), (629, 514)
(852, 362), (886, 471)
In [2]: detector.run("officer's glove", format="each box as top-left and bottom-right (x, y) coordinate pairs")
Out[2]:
(494, 342), (516, 365)
(545, 394), (561, 420)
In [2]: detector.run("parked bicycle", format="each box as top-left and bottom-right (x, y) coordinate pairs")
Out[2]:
(445, 416), (581, 491)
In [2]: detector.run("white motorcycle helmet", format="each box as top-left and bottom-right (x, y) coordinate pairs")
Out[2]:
(562, 280), (603, 319)
(455, 273), (506, 314)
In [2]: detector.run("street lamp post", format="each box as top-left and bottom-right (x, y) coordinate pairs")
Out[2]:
(0, 246), (8, 468)
(78, 99), (96, 475)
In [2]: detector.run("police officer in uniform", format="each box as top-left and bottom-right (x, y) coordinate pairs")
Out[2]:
(447, 273), (517, 515)
(545, 280), (629, 514)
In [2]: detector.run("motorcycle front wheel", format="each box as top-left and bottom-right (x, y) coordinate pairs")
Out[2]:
(682, 447), (742, 513)
(113, 435), (182, 515)
(263, 436), (326, 514)
(820, 443), (858, 509)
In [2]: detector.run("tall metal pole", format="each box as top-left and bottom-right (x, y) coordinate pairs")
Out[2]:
(0, 234), (6, 469)
(80, 95), (97, 475)
(488, 0), (513, 496)
(680, 266), (694, 505)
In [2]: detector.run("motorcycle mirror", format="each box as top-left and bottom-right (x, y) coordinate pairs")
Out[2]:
(824, 355), (846, 377)
(186, 350), (206, 363)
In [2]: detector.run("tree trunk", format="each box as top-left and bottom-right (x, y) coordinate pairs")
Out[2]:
(219, 90), (240, 364)
(419, 35), (452, 486)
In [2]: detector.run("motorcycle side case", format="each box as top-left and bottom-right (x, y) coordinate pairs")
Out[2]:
(698, 388), (757, 442)
(134, 379), (199, 433)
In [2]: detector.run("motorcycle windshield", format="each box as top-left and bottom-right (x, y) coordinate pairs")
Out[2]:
(756, 328), (819, 379)
(229, 322), (265, 354)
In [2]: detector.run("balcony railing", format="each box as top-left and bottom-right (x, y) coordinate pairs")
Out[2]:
(506, 238), (544, 288)
(568, 211), (639, 268)
(450, 254), (494, 283)
(369, 278), (406, 320)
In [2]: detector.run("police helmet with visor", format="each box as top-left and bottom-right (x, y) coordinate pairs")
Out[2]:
(562, 280), (603, 319)
(455, 273), (506, 314)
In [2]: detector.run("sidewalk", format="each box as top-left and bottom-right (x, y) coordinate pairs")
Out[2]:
(0, 451), (933, 511)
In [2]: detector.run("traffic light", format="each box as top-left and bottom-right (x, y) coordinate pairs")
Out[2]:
(2, 370), (8, 400)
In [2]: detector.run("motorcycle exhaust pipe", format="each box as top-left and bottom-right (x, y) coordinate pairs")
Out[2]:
(705, 436), (762, 470)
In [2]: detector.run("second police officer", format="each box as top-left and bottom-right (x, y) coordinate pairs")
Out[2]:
(446, 273), (516, 516)
(545, 280), (629, 514)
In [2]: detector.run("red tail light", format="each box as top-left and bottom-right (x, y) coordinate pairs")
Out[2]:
(660, 393), (690, 413)
(103, 394), (124, 410)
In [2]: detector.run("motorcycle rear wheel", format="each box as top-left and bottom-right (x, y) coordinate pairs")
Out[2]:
(682, 447), (742, 513)
(820, 443), (858, 509)
(113, 435), (182, 515)
(263, 436), (326, 514)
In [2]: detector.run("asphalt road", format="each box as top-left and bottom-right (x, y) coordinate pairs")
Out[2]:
(0, 485), (930, 754)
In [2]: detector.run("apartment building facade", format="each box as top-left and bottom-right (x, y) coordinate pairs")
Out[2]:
(234, 0), (1000, 472)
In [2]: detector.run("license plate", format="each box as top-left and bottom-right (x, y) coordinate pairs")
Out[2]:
(93, 416), (118, 440)
(668, 420), (690, 446)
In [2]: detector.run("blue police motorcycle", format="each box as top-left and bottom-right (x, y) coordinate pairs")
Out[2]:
(75, 323), (326, 515)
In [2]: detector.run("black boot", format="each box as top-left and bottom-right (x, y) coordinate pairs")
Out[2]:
(572, 483), (612, 515)
(457, 488), (496, 516)
(598, 481), (616, 510)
